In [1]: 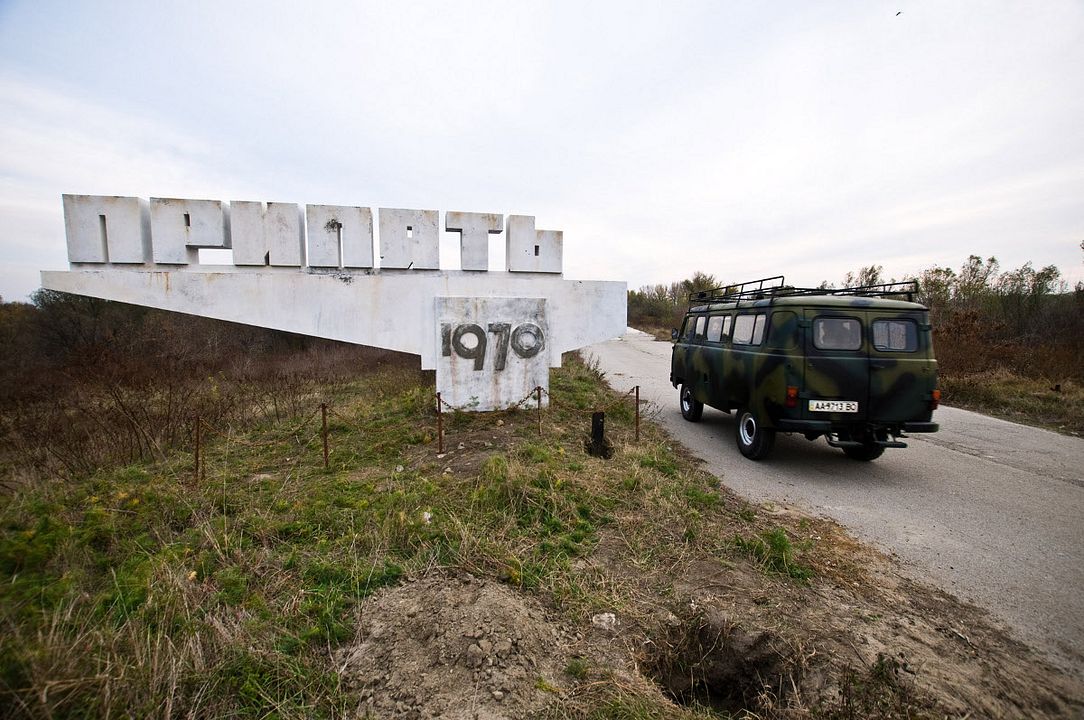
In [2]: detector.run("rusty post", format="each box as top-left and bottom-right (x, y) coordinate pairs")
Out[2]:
(536, 386), (542, 437)
(436, 392), (444, 454)
(635, 385), (640, 442)
(194, 415), (201, 482)
(321, 403), (329, 469)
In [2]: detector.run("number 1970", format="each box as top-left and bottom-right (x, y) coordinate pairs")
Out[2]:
(441, 322), (545, 371)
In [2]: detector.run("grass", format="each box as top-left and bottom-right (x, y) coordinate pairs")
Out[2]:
(2, 353), (816, 718)
(733, 527), (813, 582)
(941, 369), (1084, 435)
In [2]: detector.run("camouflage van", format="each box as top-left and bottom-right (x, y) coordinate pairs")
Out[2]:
(670, 276), (940, 461)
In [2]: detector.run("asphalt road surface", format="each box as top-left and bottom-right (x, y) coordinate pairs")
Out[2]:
(587, 329), (1084, 677)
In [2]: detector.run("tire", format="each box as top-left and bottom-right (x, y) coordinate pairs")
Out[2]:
(679, 383), (703, 422)
(842, 443), (885, 461)
(736, 407), (775, 460)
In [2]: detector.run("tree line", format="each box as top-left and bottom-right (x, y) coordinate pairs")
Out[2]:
(628, 255), (1083, 382)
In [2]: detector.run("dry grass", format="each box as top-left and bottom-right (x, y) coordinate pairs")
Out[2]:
(941, 370), (1084, 435)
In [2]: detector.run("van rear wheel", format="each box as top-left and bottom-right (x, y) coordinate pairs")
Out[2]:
(736, 407), (775, 460)
(679, 384), (703, 422)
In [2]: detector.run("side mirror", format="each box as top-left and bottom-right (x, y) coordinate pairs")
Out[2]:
(670, 328), (679, 341)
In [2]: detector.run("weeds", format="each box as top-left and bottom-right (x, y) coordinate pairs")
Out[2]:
(733, 527), (813, 582)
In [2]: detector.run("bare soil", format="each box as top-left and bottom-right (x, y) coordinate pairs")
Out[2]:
(338, 574), (574, 719)
(336, 500), (1083, 719)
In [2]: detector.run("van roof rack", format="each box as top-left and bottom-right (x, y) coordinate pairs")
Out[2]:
(688, 276), (918, 306)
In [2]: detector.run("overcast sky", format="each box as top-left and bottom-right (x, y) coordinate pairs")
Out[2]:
(1, 0), (1081, 301)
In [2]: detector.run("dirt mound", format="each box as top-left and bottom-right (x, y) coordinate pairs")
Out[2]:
(338, 574), (571, 719)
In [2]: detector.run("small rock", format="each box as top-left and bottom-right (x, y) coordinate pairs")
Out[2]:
(495, 639), (513, 657)
(492, 690), (504, 701)
(436, 453), (446, 459)
(443, 467), (452, 474)
(466, 643), (485, 668)
(479, 639), (493, 654)
(496, 419), (504, 426)
(457, 442), (466, 450)
(591, 612), (618, 632)
(395, 465), (404, 473)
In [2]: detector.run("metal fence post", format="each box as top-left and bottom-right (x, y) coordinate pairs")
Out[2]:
(436, 392), (444, 454)
(194, 415), (201, 482)
(635, 385), (640, 442)
(536, 386), (542, 436)
(321, 403), (329, 469)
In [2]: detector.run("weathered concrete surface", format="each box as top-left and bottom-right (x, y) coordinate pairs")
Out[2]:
(445, 211), (502, 272)
(506, 215), (562, 274)
(587, 328), (1084, 679)
(436, 296), (548, 410)
(230, 201), (304, 267)
(40, 269), (625, 370)
(378, 208), (439, 270)
(63, 194), (150, 264)
(150, 198), (231, 265)
(305, 205), (374, 269)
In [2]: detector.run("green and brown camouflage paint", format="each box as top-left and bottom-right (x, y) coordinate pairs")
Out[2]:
(671, 295), (938, 442)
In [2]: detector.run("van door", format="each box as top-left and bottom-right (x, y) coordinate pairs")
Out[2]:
(803, 309), (870, 423)
(868, 312), (934, 423)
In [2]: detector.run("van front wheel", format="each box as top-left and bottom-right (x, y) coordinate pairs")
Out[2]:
(679, 384), (703, 422)
(736, 408), (775, 460)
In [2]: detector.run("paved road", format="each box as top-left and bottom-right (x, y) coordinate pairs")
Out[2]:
(587, 329), (1084, 677)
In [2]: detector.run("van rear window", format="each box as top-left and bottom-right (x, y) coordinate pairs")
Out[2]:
(813, 317), (861, 350)
(873, 319), (918, 352)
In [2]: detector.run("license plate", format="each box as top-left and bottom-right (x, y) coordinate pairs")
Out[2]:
(809, 400), (859, 413)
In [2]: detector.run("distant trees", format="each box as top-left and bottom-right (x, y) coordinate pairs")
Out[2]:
(627, 272), (719, 330)
(626, 256), (1082, 381)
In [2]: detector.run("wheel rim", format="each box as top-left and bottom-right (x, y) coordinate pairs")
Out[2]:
(681, 388), (691, 412)
(739, 412), (757, 446)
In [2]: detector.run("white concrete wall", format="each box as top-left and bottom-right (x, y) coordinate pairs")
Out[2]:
(50, 195), (625, 410)
(150, 198), (230, 265)
(445, 211), (502, 272)
(231, 201), (304, 266)
(305, 205), (374, 268)
(436, 297), (549, 411)
(506, 215), (562, 274)
(378, 208), (439, 270)
(63, 194), (149, 264)
(40, 269), (626, 371)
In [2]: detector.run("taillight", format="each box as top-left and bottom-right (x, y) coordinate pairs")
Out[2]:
(785, 386), (799, 408)
(930, 388), (941, 411)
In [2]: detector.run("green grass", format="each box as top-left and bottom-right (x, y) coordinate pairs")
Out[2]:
(0, 354), (820, 718)
(733, 527), (813, 582)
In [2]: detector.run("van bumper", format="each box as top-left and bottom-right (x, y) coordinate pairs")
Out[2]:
(774, 419), (939, 434)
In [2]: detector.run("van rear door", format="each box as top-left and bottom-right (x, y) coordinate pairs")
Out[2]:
(868, 312), (934, 423)
(803, 309), (870, 422)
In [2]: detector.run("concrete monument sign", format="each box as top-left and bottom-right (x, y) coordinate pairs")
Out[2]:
(42, 195), (625, 411)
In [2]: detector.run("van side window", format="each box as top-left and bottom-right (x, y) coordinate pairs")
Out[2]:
(706, 315), (728, 342)
(872, 319), (918, 352)
(813, 317), (862, 350)
(694, 316), (706, 339)
(681, 317), (695, 341)
(767, 310), (799, 349)
(733, 314), (766, 345)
